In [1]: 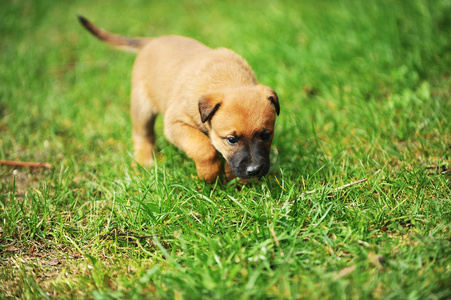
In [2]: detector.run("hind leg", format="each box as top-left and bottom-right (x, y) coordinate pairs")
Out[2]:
(131, 88), (158, 167)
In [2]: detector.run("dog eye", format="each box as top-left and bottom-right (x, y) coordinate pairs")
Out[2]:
(261, 131), (272, 141)
(226, 136), (239, 145)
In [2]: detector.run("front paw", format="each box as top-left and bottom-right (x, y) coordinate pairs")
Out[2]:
(196, 157), (221, 183)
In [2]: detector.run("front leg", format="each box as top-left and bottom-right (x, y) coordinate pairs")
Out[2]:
(164, 116), (221, 183)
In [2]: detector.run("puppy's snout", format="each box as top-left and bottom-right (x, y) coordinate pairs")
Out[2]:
(246, 165), (262, 177)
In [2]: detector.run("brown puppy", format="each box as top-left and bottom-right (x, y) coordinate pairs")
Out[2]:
(78, 16), (280, 183)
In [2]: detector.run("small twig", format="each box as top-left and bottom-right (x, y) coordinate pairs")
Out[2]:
(294, 170), (381, 201)
(296, 178), (367, 200)
(330, 169), (381, 194)
(269, 227), (285, 257)
(0, 160), (52, 169)
(331, 178), (368, 193)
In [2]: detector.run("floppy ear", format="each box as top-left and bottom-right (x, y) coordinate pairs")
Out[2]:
(268, 90), (280, 116)
(198, 93), (223, 123)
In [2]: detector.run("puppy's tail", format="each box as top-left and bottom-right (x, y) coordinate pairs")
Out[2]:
(78, 15), (149, 53)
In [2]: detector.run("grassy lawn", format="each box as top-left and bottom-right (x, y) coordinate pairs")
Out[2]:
(1, 0), (450, 298)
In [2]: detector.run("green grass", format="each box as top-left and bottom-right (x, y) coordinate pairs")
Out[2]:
(1, 0), (450, 298)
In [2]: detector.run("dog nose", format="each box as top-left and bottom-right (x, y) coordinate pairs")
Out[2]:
(246, 165), (261, 177)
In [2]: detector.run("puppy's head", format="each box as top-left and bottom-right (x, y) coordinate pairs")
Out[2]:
(199, 85), (279, 179)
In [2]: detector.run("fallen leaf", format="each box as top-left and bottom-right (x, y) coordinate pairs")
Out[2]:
(29, 245), (36, 255)
(334, 265), (356, 279)
(5, 245), (20, 252)
(45, 259), (60, 266)
(70, 252), (82, 258)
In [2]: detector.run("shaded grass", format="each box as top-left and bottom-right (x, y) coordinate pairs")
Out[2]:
(1, 0), (450, 299)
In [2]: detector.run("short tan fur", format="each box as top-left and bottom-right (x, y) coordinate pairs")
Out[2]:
(78, 16), (280, 183)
